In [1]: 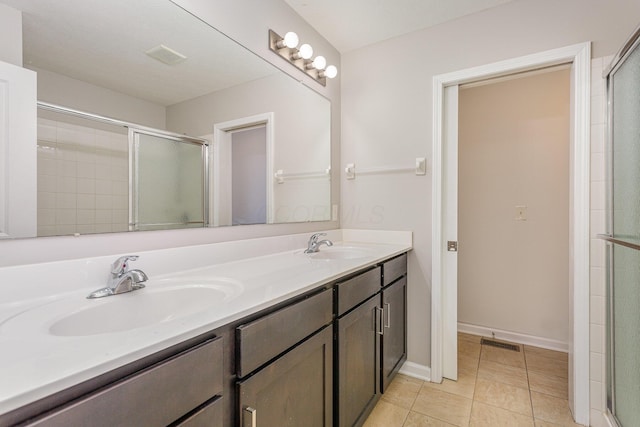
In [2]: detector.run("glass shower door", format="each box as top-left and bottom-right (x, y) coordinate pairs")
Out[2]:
(605, 25), (640, 427)
(130, 130), (207, 230)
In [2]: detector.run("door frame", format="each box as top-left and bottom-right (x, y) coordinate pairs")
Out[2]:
(212, 113), (274, 226)
(431, 42), (591, 425)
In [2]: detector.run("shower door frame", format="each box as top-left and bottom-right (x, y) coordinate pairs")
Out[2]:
(129, 128), (210, 231)
(602, 22), (640, 427)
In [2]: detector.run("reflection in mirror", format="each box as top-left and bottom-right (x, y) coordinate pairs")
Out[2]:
(0, 0), (331, 239)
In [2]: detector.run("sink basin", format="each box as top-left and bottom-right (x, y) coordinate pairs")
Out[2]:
(50, 285), (229, 336)
(1, 278), (242, 337)
(307, 246), (372, 260)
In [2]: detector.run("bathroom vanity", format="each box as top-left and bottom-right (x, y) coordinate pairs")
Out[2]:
(0, 231), (410, 426)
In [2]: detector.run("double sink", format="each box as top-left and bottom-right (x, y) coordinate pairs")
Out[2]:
(0, 245), (372, 338)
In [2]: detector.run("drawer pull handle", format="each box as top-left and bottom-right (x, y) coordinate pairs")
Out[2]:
(243, 406), (257, 427)
(376, 307), (384, 336)
(384, 302), (391, 328)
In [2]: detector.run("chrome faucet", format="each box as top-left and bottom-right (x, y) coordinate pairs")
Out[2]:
(304, 233), (334, 253)
(87, 255), (148, 299)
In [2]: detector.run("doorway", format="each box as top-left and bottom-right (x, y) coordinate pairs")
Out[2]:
(457, 67), (571, 350)
(212, 113), (274, 227)
(431, 43), (591, 425)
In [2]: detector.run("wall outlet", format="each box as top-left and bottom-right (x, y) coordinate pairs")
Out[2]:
(332, 204), (338, 221)
(515, 205), (527, 221)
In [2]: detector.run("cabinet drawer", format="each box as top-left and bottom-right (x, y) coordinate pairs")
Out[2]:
(237, 288), (333, 377)
(337, 267), (381, 316)
(175, 396), (223, 427)
(29, 337), (223, 427)
(382, 253), (407, 287)
(238, 326), (333, 427)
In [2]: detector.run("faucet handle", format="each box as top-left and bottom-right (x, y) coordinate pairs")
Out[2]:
(110, 255), (139, 276)
(309, 232), (327, 243)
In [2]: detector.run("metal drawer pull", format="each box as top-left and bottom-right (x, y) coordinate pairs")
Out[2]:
(384, 302), (391, 328)
(376, 307), (384, 335)
(243, 406), (257, 427)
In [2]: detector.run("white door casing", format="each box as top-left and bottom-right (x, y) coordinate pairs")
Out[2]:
(442, 85), (459, 381)
(212, 113), (274, 226)
(431, 42), (591, 425)
(0, 60), (37, 239)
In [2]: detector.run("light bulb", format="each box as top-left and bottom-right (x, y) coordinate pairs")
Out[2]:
(282, 31), (299, 49)
(312, 55), (326, 70)
(324, 65), (338, 79)
(298, 44), (313, 60)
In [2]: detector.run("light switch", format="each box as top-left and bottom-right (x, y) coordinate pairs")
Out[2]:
(515, 205), (527, 221)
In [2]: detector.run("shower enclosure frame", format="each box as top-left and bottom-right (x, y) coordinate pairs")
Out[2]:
(37, 102), (210, 232)
(602, 22), (640, 427)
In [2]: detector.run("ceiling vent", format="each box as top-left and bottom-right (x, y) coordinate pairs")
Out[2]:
(145, 44), (187, 65)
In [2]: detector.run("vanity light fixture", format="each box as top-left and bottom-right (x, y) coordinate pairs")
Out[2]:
(269, 30), (338, 86)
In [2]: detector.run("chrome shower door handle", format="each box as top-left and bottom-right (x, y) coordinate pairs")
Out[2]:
(243, 406), (257, 427)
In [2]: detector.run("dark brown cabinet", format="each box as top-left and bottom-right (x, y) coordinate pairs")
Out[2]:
(236, 288), (334, 427)
(335, 267), (382, 427)
(237, 326), (333, 427)
(25, 336), (224, 427)
(381, 276), (407, 392)
(336, 295), (380, 427)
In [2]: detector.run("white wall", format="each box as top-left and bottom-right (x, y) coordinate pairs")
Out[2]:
(0, 3), (21, 66)
(457, 69), (570, 344)
(0, 0), (340, 267)
(341, 0), (639, 377)
(34, 67), (166, 130)
(167, 72), (331, 223)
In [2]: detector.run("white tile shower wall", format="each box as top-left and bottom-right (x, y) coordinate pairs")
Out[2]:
(589, 56), (610, 427)
(37, 118), (129, 236)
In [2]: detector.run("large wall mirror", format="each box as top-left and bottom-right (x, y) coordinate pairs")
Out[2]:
(0, 0), (331, 238)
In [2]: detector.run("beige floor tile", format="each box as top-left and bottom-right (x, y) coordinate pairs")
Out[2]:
(403, 411), (457, 427)
(524, 346), (568, 363)
(459, 339), (482, 360)
(363, 399), (409, 427)
(526, 353), (569, 379)
(528, 371), (568, 399)
(458, 354), (480, 373)
(469, 401), (535, 427)
(458, 332), (482, 344)
(477, 358), (529, 389)
(383, 374), (424, 409)
(480, 345), (526, 369)
(534, 419), (582, 427)
(412, 387), (473, 426)
(421, 368), (477, 399)
(531, 391), (578, 426)
(474, 378), (532, 416)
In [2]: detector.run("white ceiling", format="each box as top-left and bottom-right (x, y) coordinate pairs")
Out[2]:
(284, 0), (514, 53)
(0, 0), (277, 106)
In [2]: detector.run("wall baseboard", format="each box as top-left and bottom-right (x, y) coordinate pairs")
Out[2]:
(458, 322), (569, 353)
(398, 361), (431, 382)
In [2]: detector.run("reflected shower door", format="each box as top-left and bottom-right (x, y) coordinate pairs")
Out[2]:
(131, 130), (207, 230)
(606, 29), (640, 427)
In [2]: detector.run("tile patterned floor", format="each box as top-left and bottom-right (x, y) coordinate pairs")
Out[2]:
(364, 333), (582, 427)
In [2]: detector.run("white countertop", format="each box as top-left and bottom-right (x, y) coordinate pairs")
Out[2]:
(0, 230), (411, 416)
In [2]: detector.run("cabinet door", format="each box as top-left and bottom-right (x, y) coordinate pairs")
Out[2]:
(381, 277), (407, 392)
(337, 296), (380, 427)
(238, 326), (333, 427)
